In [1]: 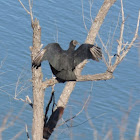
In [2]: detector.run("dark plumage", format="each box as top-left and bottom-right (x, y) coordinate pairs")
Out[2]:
(32, 40), (102, 82)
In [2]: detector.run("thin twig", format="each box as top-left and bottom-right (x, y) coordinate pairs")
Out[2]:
(109, 9), (140, 72)
(14, 95), (33, 108)
(58, 94), (91, 127)
(18, 0), (30, 14)
(0, 56), (7, 69)
(89, 0), (94, 23)
(44, 89), (55, 127)
(120, 10), (140, 60)
(14, 68), (31, 99)
(117, 0), (125, 55)
(11, 129), (25, 140)
(0, 113), (11, 139)
(29, 0), (34, 23)
(25, 124), (30, 140)
(0, 106), (25, 138)
(103, 129), (113, 140)
(97, 33), (110, 67)
(111, 10), (121, 48)
(18, 0), (33, 23)
(81, 0), (88, 32)
(70, 113), (106, 128)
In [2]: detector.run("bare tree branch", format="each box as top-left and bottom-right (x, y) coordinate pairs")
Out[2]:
(31, 18), (44, 140)
(120, 10), (140, 60)
(11, 129), (25, 140)
(18, 0), (30, 14)
(97, 33), (111, 67)
(81, 0), (88, 32)
(14, 95), (33, 108)
(117, 0), (125, 55)
(25, 124), (30, 140)
(86, 0), (117, 44)
(89, 0), (94, 23)
(134, 117), (140, 140)
(109, 10), (140, 72)
(0, 113), (11, 139)
(18, 0), (33, 24)
(18, 0), (44, 139)
(29, 0), (34, 24)
(0, 56), (7, 69)
(42, 71), (113, 89)
(57, 94), (91, 127)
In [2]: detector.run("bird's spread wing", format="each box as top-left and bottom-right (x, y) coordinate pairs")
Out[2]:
(32, 43), (63, 70)
(74, 44), (102, 66)
(90, 46), (102, 61)
(32, 49), (46, 68)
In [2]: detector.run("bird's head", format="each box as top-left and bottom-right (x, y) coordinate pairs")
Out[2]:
(69, 40), (80, 48)
(72, 40), (79, 46)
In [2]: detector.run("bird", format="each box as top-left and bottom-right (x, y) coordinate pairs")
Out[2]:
(32, 40), (102, 82)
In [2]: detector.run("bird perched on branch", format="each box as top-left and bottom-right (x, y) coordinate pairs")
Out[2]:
(32, 40), (102, 82)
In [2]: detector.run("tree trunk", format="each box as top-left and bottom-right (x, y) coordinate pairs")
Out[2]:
(31, 18), (44, 140)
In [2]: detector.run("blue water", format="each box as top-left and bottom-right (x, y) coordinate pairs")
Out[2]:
(0, 0), (140, 140)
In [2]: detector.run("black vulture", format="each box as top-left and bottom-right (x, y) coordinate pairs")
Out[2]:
(32, 40), (102, 82)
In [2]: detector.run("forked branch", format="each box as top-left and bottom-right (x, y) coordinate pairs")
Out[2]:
(42, 71), (113, 89)
(18, 0), (33, 24)
(109, 9), (140, 72)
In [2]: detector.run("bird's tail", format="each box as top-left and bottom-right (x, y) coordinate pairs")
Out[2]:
(56, 70), (76, 82)
(90, 46), (102, 62)
(32, 49), (46, 68)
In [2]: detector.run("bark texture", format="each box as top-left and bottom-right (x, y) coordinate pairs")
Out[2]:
(31, 19), (45, 140)
(86, 0), (117, 44)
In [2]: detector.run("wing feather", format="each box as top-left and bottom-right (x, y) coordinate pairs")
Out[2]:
(32, 43), (63, 70)
(74, 44), (102, 66)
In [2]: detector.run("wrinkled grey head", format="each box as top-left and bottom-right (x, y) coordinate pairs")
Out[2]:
(69, 40), (79, 50)
(72, 40), (79, 46)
